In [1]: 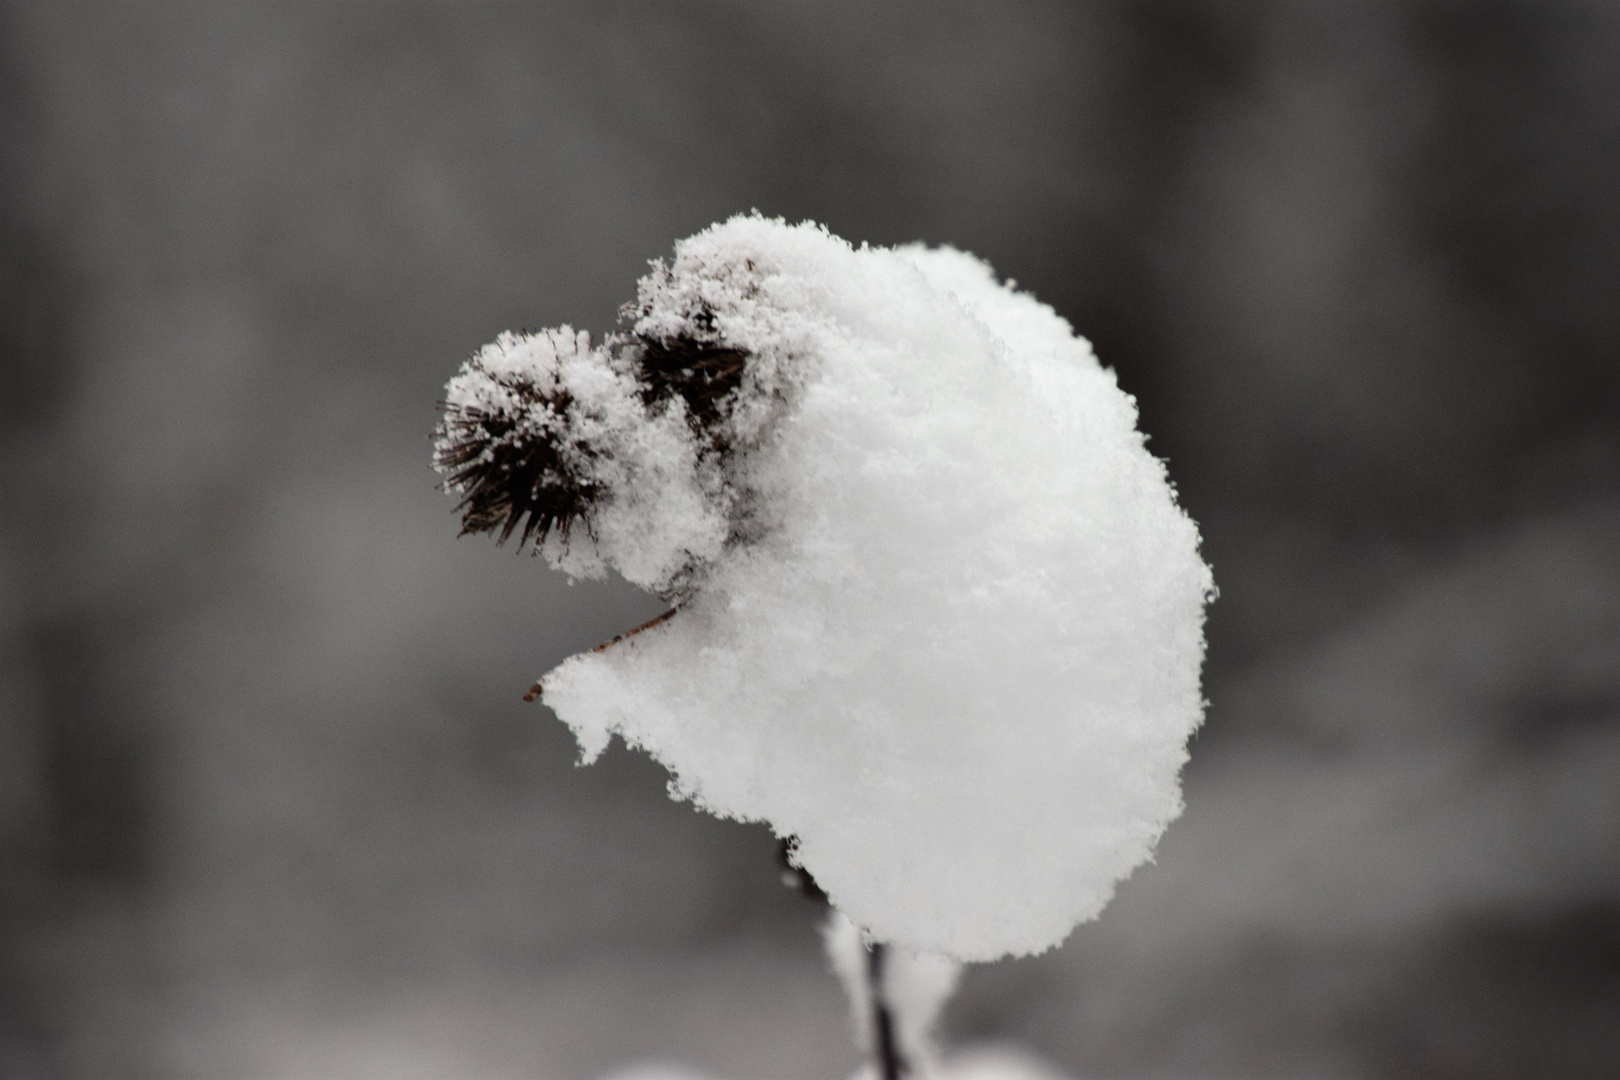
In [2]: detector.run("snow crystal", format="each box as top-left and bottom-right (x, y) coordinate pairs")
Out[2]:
(437, 214), (1212, 962)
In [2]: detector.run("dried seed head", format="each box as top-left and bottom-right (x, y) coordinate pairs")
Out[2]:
(629, 329), (749, 447)
(432, 323), (736, 597)
(431, 331), (603, 551)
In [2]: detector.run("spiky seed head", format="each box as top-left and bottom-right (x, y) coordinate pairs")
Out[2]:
(432, 344), (602, 550)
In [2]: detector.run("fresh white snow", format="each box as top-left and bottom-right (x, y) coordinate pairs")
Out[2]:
(439, 214), (1212, 962)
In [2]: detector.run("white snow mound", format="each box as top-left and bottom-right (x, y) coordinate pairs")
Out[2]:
(488, 215), (1211, 961)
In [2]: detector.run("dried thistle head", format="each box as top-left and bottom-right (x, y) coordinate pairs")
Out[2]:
(631, 330), (749, 446)
(433, 232), (821, 603)
(431, 317), (745, 597)
(433, 385), (598, 549)
(431, 329), (604, 550)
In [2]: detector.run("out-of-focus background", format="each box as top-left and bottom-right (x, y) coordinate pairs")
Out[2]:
(2, 2), (1617, 1077)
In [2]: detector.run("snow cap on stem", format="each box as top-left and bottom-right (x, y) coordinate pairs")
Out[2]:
(435, 214), (1213, 962)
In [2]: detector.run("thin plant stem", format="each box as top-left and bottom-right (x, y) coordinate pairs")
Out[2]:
(778, 838), (909, 1077)
(523, 607), (680, 700)
(867, 942), (907, 1080)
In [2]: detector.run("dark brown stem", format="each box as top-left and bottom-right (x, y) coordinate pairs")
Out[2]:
(867, 943), (907, 1080)
(590, 607), (680, 653)
(523, 607), (680, 701)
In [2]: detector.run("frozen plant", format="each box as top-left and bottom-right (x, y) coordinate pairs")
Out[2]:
(433, 214), (1212, 1073)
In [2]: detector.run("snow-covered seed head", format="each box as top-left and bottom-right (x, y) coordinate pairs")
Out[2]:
(631, 328), (750, 446)
(435, 214), (1213, 963)
(433, 372), (598, 548)
(433, 320), (736, 599)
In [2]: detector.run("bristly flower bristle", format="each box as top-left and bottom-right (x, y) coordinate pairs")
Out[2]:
(432, 371), (599, 550)
(631, 330), (749, 446)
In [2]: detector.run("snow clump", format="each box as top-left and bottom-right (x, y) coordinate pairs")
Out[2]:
(434, 214), (1212, 962)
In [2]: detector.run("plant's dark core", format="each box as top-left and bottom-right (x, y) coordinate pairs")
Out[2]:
(632, 332), (749, 444)
(434, 387), (598, 550)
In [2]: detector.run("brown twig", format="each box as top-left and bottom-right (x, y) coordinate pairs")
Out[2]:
(590, 607), (680, 653)
(522, 607), (680, 701)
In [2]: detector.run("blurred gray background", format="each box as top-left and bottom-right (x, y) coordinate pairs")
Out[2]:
(2, 2), (1617, 1078)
